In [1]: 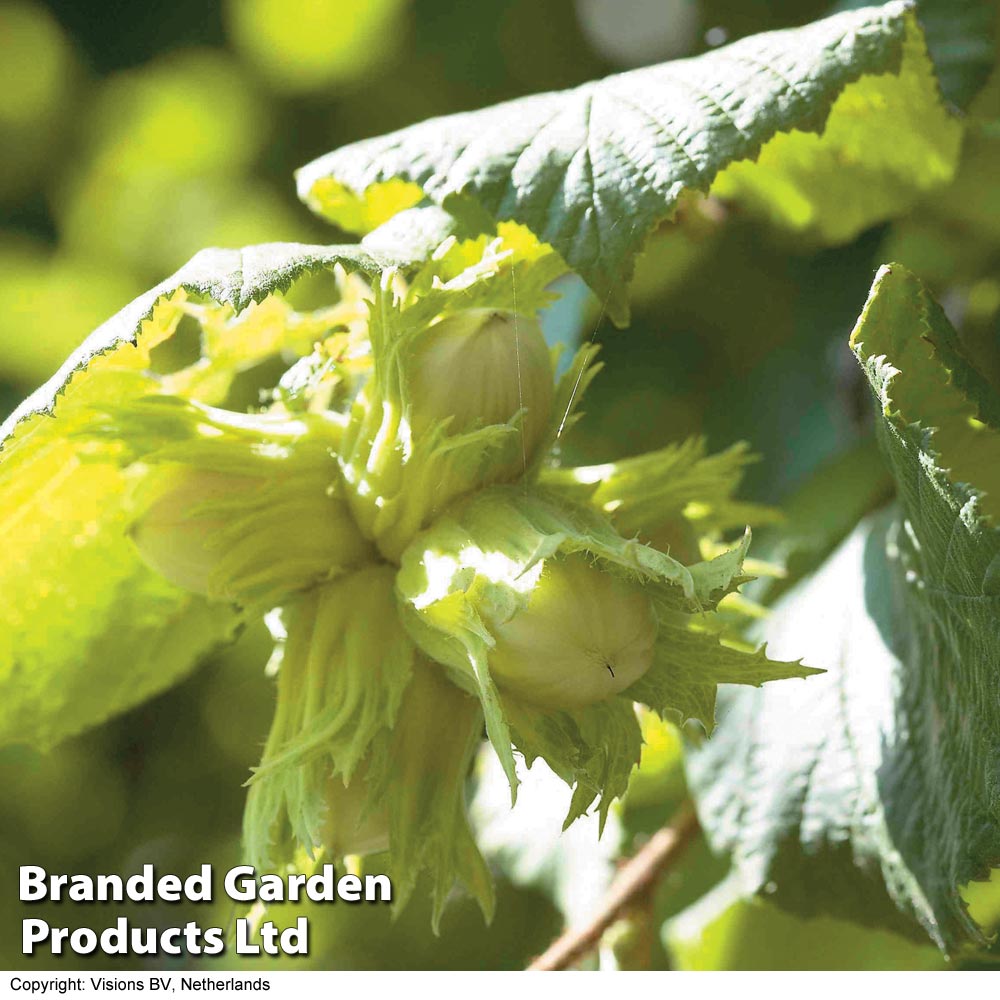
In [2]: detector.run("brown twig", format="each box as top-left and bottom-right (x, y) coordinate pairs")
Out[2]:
(527, 803), (700, 971)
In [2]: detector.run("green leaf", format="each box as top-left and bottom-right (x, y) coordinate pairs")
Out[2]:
(0, 243), (408, 751)
(837, 0), (998, 109)
(297, 3), (960, 324)
(908, 0), (997, 109)
(360, 204), (465, 262)
(0, 465), (239, 750)
(709, 8), (960, 248)
(0, 347), (240, 751)
(686, 265), (1000, 953)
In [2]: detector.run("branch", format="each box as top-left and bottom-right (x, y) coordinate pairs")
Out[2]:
(527, 803), (700, 971)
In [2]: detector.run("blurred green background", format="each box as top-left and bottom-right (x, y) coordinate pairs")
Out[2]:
(2, 0), (999, 972)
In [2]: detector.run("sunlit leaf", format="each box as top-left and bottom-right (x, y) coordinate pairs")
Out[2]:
(298, 3), (960, 324)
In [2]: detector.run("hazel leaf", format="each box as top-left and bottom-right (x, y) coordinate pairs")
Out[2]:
(686, 265), (1000, 954)
(298, 3), (960, 325)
